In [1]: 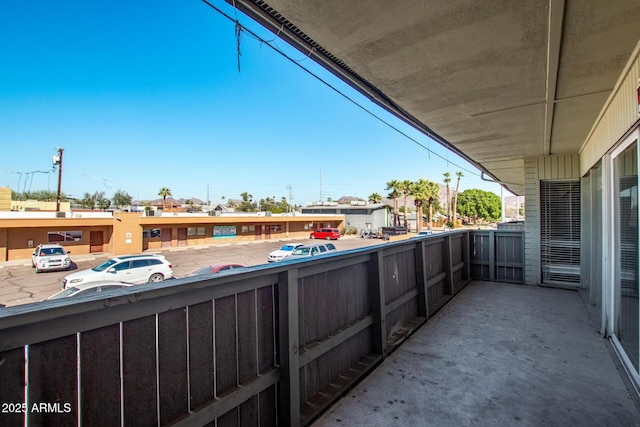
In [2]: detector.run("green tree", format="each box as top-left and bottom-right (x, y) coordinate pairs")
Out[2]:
(259, 196), (278, 213)
(80, 192), (95, 209)
(14, 189), (67, 202)
(255, 195), (290, 213)
(452, 171), (464, 228)
(400, 179), (412, 228)
(386, 179), (402, 226)
(158, 187), (172, 210)
(457, 189), (501, 224)
(280, 196), (291, 213)
(368, 192), (382, 203)
(112, 190), (132, 210)
(238, 192), (257, 212)
(94, 191), (110, 210)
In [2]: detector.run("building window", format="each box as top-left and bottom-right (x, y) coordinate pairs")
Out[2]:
(242, 225), (255, 233)
(540, 180), (581, 285)
(47, 231), (82, 243)
(143, 228), (161, 238)
(187, 227), (205, 236)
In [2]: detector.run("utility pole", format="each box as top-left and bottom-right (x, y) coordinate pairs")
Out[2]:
(52, 147), (63, 212)
(287, 184), (293, 212)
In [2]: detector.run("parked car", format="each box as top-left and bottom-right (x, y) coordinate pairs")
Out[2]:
(63, 254), (173, 289)
(286, 242), (337, 259)
(189, 263), (247, 276)
(267, 243), (305, 262)
(31, 243), (72, 273)
(47, 281), (133, 299)
(310, 228), (341, 240)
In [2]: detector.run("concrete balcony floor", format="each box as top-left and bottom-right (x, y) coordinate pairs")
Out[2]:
(313, 281), (640, 426)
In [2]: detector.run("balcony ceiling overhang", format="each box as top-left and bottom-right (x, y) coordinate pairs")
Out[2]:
(227, 0), (640, 195)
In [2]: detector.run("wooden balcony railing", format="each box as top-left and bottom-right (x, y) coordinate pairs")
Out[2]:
(0, 229), (523, 426)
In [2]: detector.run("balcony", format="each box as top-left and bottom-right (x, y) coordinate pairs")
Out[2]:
(0, 230), (637, 426)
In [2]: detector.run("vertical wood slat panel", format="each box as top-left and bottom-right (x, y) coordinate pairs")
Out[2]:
(316, 272), (329, 341)
(258, 386), (277, 427)
(257, 286), (275, 374)
(278, 270), (300, 426)
(416, 241), (429, 317)
(317, 351), (331, 394)
(188, 301), (214, 410)
(158, 308), (188, 425)
(301, 276), (317, 348)
(298, 367), (306, 410)
(370, 251), (386, 357)
(28, 335), (77, 427)
(217, 407), (238, 426)
(81, 325), (121, 427)
(215, 295), (238, 396)
(239, 395), (259, 426)
(326, 270), (340, 335)
(123, 315), (157, 427)
(304, 357), (319, 405)
(0, 347), (25, 427)
(237, 290), (257, 385)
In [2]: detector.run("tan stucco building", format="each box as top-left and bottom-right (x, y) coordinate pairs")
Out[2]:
(0, 211), (344, 262)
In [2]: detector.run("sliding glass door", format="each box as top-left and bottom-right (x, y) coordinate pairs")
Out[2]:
(612, 133), (639, 378)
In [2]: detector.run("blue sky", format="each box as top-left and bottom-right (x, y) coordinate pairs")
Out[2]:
(0, 1), (505, 206)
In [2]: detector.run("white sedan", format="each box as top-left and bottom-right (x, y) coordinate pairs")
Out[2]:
(267, 243), (305, 262)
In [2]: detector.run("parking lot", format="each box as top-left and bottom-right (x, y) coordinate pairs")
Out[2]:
(0, 236), (386, 307)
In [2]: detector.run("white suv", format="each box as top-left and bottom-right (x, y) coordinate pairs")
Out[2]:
(32, 243), (72, 273)
(286, 242), (337, 259)
(63, 254), (173, 289)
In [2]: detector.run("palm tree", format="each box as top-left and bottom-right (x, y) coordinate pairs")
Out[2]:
(400, 180), (412, 229)
(443, 172), (452, 227)
(411, 179), (441, 231)
(386, 179), (402, 226)
(368, 192), (383, 203)
(409, 179), (428, 232)
(158, 187), (172, 211)
(425, 180), (441, 230)
(452, 171), (464, 228)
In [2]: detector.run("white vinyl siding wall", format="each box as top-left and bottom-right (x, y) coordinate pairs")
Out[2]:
(581, 42), (640, 173)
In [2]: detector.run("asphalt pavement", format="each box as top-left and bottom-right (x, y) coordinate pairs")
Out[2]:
(0, 235), (386, 307)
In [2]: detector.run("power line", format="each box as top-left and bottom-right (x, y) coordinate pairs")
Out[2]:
(200, 0), (479, 177)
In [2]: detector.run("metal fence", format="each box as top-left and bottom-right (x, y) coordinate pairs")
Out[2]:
(0, 229), (522, 426)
